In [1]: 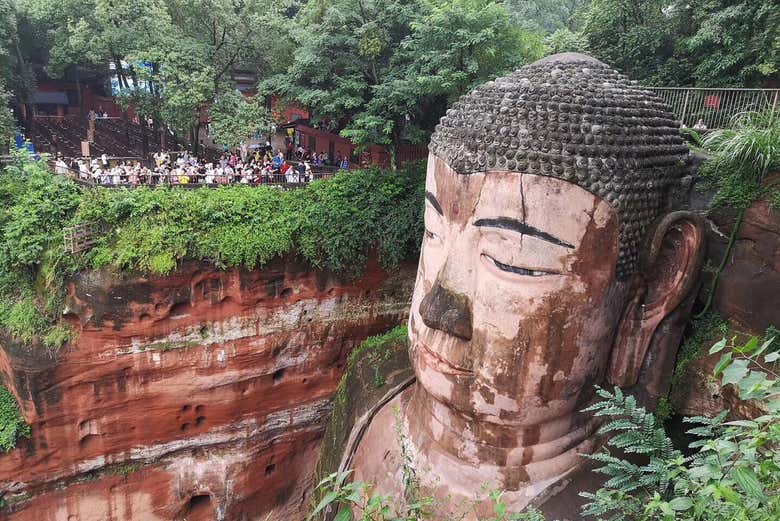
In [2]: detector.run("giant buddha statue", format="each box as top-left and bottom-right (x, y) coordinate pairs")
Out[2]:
(347, 53), (705, 517)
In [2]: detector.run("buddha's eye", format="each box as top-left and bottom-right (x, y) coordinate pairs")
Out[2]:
(424, 229), (440, 241)
(484, 254), (557, 277)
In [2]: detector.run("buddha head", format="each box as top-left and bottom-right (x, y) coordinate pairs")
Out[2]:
(408, 53), (704, 434)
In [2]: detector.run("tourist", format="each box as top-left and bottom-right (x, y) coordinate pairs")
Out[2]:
(51, 146), (333, 188)
(273, 151), (284, 170)
(55, 156), (69, 176)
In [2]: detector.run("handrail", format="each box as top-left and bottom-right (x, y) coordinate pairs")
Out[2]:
(645, 87), (780, 92)
(645, 87), (779, 129)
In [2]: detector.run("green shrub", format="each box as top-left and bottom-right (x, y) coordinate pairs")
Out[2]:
(75, 164), (424, 276)
(0, 152), (425, 344)
(673, 313), (729, 384)
(0, 151), (82, 347)
(0, 385), (30, 452)
(42, 324), (74, 349)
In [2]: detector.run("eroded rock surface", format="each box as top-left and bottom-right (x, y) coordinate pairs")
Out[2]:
(711, 174), (780, 334)
(0, 257), (414, 520)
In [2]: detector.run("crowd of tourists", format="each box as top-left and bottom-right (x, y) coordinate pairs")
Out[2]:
(53, 147), (349, 187)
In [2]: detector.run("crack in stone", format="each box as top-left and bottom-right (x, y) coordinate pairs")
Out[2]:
(519, 173), (526, 251)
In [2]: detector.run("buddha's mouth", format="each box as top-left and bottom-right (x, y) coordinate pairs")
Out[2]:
(417, 342), (473, 376)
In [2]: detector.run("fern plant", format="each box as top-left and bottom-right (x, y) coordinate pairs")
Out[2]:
(581, 334), (780, 521)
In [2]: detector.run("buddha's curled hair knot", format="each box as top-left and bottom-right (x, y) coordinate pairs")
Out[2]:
(430, 53), (689, 279)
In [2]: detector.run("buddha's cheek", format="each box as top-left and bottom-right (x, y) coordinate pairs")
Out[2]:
(466, 271), (625, 423)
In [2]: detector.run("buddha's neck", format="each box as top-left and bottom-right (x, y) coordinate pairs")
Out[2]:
(403, 385), (599, 486)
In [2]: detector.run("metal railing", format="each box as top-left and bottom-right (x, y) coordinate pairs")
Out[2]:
(646, 87), (779, 130)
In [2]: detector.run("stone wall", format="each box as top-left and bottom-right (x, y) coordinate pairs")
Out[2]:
(0, 257), (415, 520)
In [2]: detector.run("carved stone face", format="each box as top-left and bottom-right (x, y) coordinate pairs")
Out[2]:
(409, 153), (629, 427)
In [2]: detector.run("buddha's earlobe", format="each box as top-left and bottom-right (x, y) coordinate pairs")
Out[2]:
(607, 211), (705, 388)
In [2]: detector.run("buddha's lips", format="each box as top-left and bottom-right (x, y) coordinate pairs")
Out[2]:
(418, 342), (473, 376)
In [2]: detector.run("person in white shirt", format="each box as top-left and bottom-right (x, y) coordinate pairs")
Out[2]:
(78, 160), (89, 179)
(55, 157), (69, 176)
(304, 161), (313, 181)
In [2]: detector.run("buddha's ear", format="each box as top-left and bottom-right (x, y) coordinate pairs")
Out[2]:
(608, 211), (705, 387)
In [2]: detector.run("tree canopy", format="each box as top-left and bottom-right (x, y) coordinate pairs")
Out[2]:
(0, 0), (777, 156)
(264, 0), (545, 165)
(512, 0), (780, 87)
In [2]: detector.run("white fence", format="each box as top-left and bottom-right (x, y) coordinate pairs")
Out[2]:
(646, 88), (779, 129)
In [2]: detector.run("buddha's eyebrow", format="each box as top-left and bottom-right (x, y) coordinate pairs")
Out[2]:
(425, 191), (443, 215)
(474, 217), (574, 248)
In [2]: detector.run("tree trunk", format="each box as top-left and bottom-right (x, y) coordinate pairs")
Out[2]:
(193, 122), (202, 156)
(389, 121), (404, 170)
(114, 57), (130, 90)
(141, 123), (148, 158)
(388, 146), (397, 171)
(75, 68), (83, 115)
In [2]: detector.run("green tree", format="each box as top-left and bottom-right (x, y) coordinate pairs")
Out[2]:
(504, 0), (589, 32)
(21, 0), (169, 80)
(263, 0), (422, 161)
(0, 82), (12, 147)
(123, 0), (292, 149)
(572, 0), (779, 87)
(579, 0), (677, 84)
(266, 0), (543, 167)
(681, 0), (780, 87)
(208, 88), (273, 148)
(544, 27), (588, 54)
(0, 0), (14, 146)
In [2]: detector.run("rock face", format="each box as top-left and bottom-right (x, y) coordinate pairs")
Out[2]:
(671, 174), (779, 420)
(0, 257), (415, 520)
(711, 174), (780, 334)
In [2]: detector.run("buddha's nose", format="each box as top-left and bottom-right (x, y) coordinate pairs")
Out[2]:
(418, 280), (473, 340)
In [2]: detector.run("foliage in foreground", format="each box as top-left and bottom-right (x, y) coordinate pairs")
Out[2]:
(0, 385), (30, 452)
(309, 470), (545, 521)
(0, 153), (425, 345)
(582, 334), (779, 521)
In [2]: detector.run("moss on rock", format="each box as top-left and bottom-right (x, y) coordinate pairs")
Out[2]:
(316, 325), (413, 488)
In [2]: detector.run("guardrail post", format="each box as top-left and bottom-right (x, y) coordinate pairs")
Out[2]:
(680, 90), (690, 127)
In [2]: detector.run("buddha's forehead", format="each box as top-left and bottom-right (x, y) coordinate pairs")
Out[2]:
(427, 154), (615, 247)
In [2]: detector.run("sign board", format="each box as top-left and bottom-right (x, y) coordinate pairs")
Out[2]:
(704, 95), (721, 109)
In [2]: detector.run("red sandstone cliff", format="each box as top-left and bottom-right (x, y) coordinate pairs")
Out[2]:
(0, 257), (415, 520)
